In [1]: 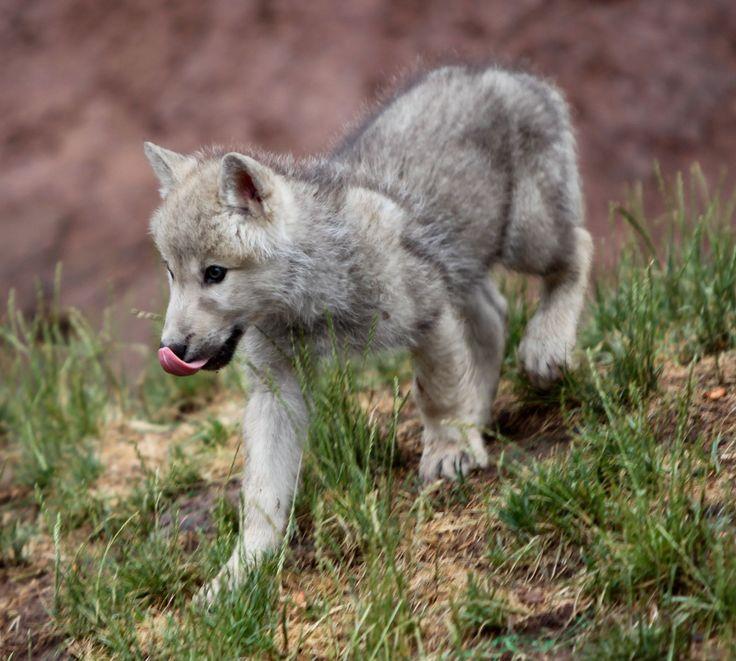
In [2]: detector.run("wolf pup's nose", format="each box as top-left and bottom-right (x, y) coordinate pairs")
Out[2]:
(165, 342), (188, 360)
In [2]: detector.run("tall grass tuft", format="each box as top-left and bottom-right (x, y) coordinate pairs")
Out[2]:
(0, 279), (119, 490)
(293, 338), (419, 656)
(294, 338), (406, 566)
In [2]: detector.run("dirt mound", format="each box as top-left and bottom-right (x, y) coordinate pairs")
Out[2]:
(2, 0), (735, 342)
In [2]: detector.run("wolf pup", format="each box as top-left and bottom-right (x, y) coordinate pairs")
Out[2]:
(144, 64), (592, 601)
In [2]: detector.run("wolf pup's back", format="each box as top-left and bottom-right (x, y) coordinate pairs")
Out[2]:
(336, 65), (582, 293)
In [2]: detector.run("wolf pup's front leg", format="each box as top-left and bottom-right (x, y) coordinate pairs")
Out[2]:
(198, 330), (307, 605)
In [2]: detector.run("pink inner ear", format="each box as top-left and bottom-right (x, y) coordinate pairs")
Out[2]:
(235, 168), (261, 203)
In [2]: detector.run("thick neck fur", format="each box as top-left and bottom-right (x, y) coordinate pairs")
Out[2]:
(273, 160), (406, 340)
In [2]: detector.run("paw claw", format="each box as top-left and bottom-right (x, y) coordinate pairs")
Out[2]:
(194, 582), (217, 608)
(194, 552), (245, 606)
(420, 442), (487, 483)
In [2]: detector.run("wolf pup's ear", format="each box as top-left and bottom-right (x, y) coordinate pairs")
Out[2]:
(143, 142), (195, 198)
(219, 153), (275, 218)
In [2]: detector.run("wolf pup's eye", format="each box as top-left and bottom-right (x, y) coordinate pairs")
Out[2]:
(204, 265), (227, 284)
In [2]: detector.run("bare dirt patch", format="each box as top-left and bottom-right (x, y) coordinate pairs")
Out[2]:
(0, 570), (62, 659)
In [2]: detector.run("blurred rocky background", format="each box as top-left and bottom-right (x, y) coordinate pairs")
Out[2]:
(1, 0), (735, 344)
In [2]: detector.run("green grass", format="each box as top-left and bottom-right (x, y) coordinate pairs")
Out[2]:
(451, 575), (515, 640)
(0, 517), (33, 566)
(0, 276), (116, 492)
(581, 618), (689, 661)
(295, 343), (405, 564)
(45, 332), (415, 657)
(2, 167), (736, 657)
(292, 342), (420, 657)
(496, 371), (735, 621)
(487, 168), (736, 655)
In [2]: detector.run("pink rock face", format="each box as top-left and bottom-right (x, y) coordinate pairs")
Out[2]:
(157, 347), (207, 377)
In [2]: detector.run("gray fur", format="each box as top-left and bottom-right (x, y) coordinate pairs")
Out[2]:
(144, 63), (593, 601)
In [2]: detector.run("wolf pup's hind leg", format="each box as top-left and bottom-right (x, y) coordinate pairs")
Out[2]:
(517, 226), (593, 388)
(500, 140), (592, 389)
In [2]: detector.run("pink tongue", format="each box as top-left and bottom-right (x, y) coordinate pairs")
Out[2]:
(158, 347), (208, 377)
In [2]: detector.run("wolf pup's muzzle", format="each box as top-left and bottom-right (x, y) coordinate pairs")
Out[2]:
(158, 327), (244, 376)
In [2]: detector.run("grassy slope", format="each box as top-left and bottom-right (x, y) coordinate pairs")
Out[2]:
(2, 167), (736, 658)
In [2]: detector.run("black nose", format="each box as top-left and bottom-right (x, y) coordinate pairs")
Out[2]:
(162, 342), (188, 360)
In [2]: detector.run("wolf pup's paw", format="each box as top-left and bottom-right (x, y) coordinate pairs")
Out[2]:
(194, 555), (243, 608)
(194, 573), (231, 608)
(518, 322), (575, 389)
(419, 440), (489, 482)
(194, 580), (218, 608)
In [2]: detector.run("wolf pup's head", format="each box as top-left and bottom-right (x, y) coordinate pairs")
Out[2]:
(144, 142), (297, 376)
